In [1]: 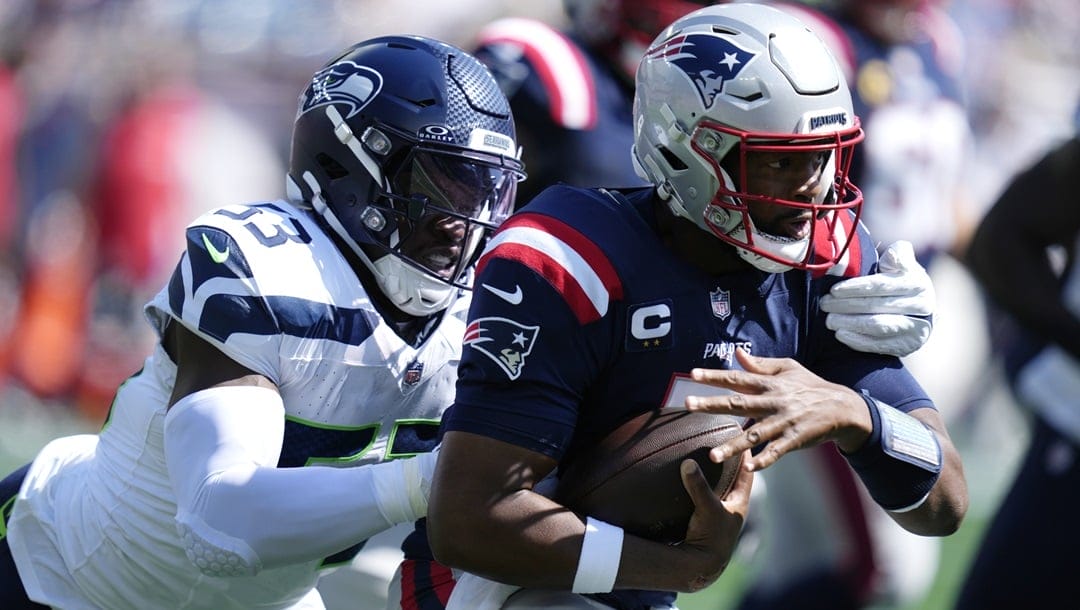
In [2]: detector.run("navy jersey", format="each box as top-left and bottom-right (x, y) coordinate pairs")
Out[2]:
(448, 185), (932, 458)
(442, 185), (934, 606)
(473, 18), (646, 205)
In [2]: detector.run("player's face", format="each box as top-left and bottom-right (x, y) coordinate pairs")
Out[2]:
(399, 211), (469, 280)
(393, 152), (516, 279)
(740, 149), (831, 241)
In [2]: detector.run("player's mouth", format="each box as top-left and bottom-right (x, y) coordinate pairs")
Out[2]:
(417, 247), (462, 278)
(760, 214), (813, 241)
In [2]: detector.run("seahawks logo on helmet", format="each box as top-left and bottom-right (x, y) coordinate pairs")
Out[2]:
(645, 34), (755, 109)
(298, 60), (383, 120)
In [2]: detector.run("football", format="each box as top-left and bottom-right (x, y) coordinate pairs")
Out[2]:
(555, 409), (745, 544)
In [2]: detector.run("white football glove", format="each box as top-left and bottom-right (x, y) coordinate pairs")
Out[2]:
(820, 240), (935, 357)
(373, 446), (440, 524)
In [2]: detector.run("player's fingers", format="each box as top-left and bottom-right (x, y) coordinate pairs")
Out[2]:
(707, 425), (764, 464)
(689, 368), (767, 394)
(743, 423), (823, 471)
(680, 459), (720, 510)
(820, 294), (930, 315)
(719, 451), (753, 517)
(686, 391), (779, 418)
(709, 412), (798, 464)
(824, 275), (920, 300)
(743, 442), (787, 471)
(733, 348), (790, 376)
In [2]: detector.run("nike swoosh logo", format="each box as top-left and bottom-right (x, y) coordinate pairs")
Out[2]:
(482, 283), (523, 305)
(201, 233), (230, 264)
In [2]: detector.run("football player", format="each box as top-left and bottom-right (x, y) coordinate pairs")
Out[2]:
(729, 2), (974, 606)
(472, 2), (946, 608)
(0, 35), (524, 610)
(427, 4), (968, 610)
(474, 0), (935, 365)
(957, 133), (1080, 609)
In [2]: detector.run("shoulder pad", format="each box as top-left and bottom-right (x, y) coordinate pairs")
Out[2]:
(476, 17), (597, 130)
(476, 187), (624, 324)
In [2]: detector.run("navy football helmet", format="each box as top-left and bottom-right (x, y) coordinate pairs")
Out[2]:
(288, 36), (525, 316)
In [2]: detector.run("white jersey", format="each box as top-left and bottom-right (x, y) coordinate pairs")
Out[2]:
(8, 200), (466, 609)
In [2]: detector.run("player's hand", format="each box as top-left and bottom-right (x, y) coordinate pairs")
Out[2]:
(820, 240), (934, 357)
(675, 454), (753, 592)
(684, 349), (871, 472)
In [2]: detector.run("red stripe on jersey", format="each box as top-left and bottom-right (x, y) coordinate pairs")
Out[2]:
(399, 558), (420, 610)
(477, 18), (597, 130)
(478, 212), (622, 324)
(398, 558), (456, 610)
(812, 211), (862, 278)
(484, 240), (603, 324)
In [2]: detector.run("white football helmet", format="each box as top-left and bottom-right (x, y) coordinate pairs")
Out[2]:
(631, 3), (864, 273)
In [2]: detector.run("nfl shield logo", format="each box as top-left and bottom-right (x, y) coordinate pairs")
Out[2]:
(404, 360), (424, 385)
(710, 288), (732, 320)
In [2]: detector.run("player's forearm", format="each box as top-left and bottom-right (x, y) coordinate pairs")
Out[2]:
(842, 402), (967, 536)
(180, 460), (421, 571)
(429, 490), (728, 593)
(884, 408), (967, 535)
(429, 488), (583, 588)
(165, 386), (430, 575)
(430, 430), (739, 593)
(885, 440), (968, 536)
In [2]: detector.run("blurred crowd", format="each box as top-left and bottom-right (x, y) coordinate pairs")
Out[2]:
(0, 0), (560, 422)
(0, 1), (1076, 607)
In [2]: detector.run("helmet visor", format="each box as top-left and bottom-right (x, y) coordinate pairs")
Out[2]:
(395, 149), (520, 227)
(371, 148), (523, 289)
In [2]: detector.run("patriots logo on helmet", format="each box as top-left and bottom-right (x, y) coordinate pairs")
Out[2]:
(463, 316), (539, 380)
(298, 60), (383, 120)
(645, 34), (755, 109)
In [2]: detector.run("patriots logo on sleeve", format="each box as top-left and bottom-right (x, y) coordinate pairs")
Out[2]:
(645, 34), (755, 109)
(463, 317), (539, 380)
(297, 60), (382, 120)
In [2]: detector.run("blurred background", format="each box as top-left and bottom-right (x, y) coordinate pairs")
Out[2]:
(0, 1), (1076, 609)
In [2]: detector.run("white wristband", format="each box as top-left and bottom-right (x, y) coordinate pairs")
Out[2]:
(571, 517), (624, 594)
